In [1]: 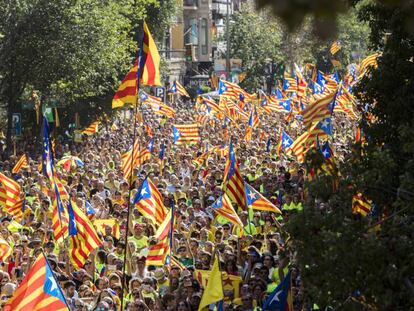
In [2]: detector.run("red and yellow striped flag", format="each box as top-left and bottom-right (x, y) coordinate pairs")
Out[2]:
(51, 198), (69, 242)
(121, 139), (140, 181)
(359, 52), (380, 77)
(0, 172), (24, 220)
(172, 124), (200, 145)
(212, 194), (243, 228)
(352, 193), (372, 216)
(139, 21), (161, 86)
(0, 238), (12, 262)
(112, 61), (138, 109)
(223, 142), (245, 209)
(300, 92), (336, 128)
(3, 253), (69, 311)
(93, 219), (120, 240)
(81, 121), (99, 135)
(12, 154), (29, 174)
(146, 237), (169, 266)
(68, 201), (102, 270)
(112, 21), (161, 109)
(330, 41), (341, 55)
(133, 178), (167, 226)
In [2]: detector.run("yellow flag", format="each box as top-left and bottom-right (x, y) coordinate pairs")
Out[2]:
(198, 255), (224, 311)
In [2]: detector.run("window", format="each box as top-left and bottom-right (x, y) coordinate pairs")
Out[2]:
(185, 18), (199, 45)
(200, 18), (208, 55)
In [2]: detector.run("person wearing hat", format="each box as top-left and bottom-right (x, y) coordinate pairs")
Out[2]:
(153, 268), (169, 297)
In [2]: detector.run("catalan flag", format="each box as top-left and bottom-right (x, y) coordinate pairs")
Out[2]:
(135, 139), (153, 167)
(112, 61), (138, 109)
(283, 77), (297, 92)
(93, 219), (120, 240)
(212, 194), (243, 228)
(261, 96), (286, 114)
(300, 92), (336, 128)
(355, 127), (365, 144)
(141, 91), (176, 118)
(67, 201), (102, 270)
(12, 154), (29, 174)
(172, 123), (200, 145)
(138, 21), (161, 86)
(244, 182), (281, 213)
(223, 142), (245, 209)
(169, 80), (190, 97)
(244, 126), (253, 142)
(0, 172), (24, 220)
(146, 237), (169, 266)
(112, 21), (161, 108)
(121, 139), (140, 181)
(81, 121), (99, 135)
(154, 208), (172, 240)
(320, 141), (336, 175)
(198, 96), (221, 114)
(133, 178), (167, 225)
(169, 256), (185, 271)
(218, 80), (244, 99)
(263, 270), (293, 311)
(3, 253), (69, 311)
(195, 114), (209, 126)
(359, 52), (380, 77)
(305, 118), (333, 144)
(43, 119), (66, 225)
(352, 193), (372, 216)
(330, 41), (341, 55)
(277, 130), (293, 154)
(0, 238), (12, 262)
(279, 99), (292, 113)
(192, 151), (210, 168)
(248, 106), (259, 129)
(211, 144), (229, 158)
(50, 198), (69, 243)
(287, 130), (312, 163)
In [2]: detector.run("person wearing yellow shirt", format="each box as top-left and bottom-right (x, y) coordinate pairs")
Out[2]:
(129, 224), (148, 252)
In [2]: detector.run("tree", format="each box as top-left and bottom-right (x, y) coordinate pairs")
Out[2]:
(228, 4), (284, 91)
(254, 0), (414, 39)
(228, 3), (370, 91)
(0, 0), (176, 156)
(284, 1), (414, 310)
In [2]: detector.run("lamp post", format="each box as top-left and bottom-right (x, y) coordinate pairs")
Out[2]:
(226, 0), (231, 80)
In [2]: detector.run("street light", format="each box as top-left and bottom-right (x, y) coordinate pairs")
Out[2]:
(226, 0), (231, 80)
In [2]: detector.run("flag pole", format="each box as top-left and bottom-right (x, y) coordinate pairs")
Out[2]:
(120, 20), (145, 311)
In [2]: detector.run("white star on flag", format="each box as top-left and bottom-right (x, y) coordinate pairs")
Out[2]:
(269, 290), (283, 304)
(49, 276), (58, 292)
(320, 119), (330, 129)
(283, 139), (291, 147)
(141, 187), (148, 196)
(248, 191), (256, 200)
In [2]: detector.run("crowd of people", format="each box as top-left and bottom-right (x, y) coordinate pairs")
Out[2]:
(0, 91), (356, 310)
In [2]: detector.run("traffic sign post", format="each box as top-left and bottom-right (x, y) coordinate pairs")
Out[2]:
(11, 113), (22, 136)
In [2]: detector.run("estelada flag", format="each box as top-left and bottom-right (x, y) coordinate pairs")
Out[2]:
(3, 253), (69, 311)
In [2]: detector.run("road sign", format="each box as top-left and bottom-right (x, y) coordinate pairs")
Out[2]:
(11, 113), (22, 136)
(154, 87), (166, 102)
